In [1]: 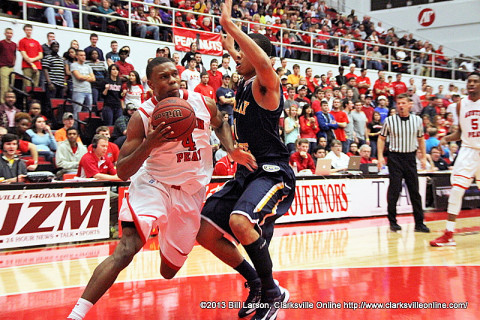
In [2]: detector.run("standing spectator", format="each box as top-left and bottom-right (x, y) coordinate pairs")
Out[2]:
(180, 42), (198, 67)
(351, 101), (368, 146)
(116, 48), (134, 81)
(304, 67), (317, 94)
(372, 74), (389, 100)
(284, 105), (300, 154)
(374, 95), (389, 123)
(121, 71), (144, 109)
(377, 93), (430, 233)
(207, 59), (223, 94)
(345, 64), (358, 80)
(356, 68), (371, 96)
(19, 24), (43, 88)
(330, 98), (349, 153)
(213, 153), (238, 176)
(287, 64), (301, 88)
(407, 86), (423, 115)
(43, 41), (66, 100)
(0, 91), (20, 130)
(71, 49), (95, 118)
(367, 111), (382, 157)
(299, 105), (319, 153)
(41, 32), (55, 57)
(55, 127), (88, 178)
(0, 28), (16, 103)
(316, 99), (338, 146)
(26, 115), (57, 162)
(84, 33), (105, 61)
(63, 46), (76, 98)
(0, 133), (27, 183)
(112, 103), (136, 148)
(86, 49), (107, 105)
(181, 58), (201, 91)
(284, 87), (299, 114)
(43, 0), (74, 28)
(391, 73), (407, 97)
(194, 72), (215, 100)
(54, 112), (80, 143)
(294, 85), (311, 113)
(335, 66), (348, 86)
(106, 40), (119, 66)
(218, 54), (232, 77)
(102, 64), (123, 126)
(194, 52), (207, 74)
(77, 134), (119, 180)
(172, 52), (185, 77)
(216, 74), (235, 126)
(289, 138), (315, 173)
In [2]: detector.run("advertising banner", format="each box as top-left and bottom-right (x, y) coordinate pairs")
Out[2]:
(173, 28), (223, 56)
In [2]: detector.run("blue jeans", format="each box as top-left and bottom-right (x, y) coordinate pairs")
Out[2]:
(102, 105), (123, 126)
(71, 91), (92, 120)
(44, 7), (74, 28)
(138, 25), (160, 41)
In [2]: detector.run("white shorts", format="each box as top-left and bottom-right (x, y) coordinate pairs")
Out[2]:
(119, 168), (206, 268)
(451, 146), (480, 189)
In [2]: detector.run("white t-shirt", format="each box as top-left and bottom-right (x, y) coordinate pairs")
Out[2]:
(181, 68), (201, 91)
(325, 151), (350, 169)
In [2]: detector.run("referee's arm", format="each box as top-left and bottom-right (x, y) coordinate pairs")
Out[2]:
(417, 136), (427, 170)
(377, 135), (386, 170)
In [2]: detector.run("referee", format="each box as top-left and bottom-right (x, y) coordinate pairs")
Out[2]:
(377, 93), (430, 233)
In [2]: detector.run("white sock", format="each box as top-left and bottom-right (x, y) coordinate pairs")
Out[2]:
(68, 298), (93, 320)
(446, 221), (456, 232)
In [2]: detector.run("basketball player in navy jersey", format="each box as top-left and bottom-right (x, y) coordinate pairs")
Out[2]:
(197, 0), (296, 319)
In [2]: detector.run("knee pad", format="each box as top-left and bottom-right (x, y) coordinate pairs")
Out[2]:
(447, 186), (466, 216)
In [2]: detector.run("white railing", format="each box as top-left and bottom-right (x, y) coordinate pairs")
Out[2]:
(9, 0), (479, 80)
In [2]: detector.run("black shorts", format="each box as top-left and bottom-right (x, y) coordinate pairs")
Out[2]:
(201, 161), (295, 244)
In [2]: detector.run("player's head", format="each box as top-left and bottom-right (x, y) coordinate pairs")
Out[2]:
(235, 34), (273, 78)
(467, 72), (480, 96)
(146, 57), (179, 100)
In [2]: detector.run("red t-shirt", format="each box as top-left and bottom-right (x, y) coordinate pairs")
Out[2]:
(362, 105), (374, 123)
(87, 142), (119, 164)
(356, 76), (371, 95)
(360, 157), (376, 164)
(391, 81), (407, 97)
(18, 37), (43, 69)
(207, 70), (223, 95)
(345, 72), (357, 80)
(373, 81), (390, 99)
(289, 151), (315, 173)
(330, 109), (349, 141)
(176, 65), (186, 77)
(305, 77), (317, 93)
(194, 83), (215, 100)
(0, 40), (17, 67)
(116, 60), (134, 77)
(77, 151), (116, 178)
(213, 156), (237, 176)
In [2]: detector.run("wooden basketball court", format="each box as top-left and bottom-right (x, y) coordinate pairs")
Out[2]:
(0, 210), (479, 319)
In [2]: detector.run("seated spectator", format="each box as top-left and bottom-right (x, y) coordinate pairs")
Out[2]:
(55, 127), (88, 178)
(289, 138), (316, 174)
(0, 133), (27, 183)
(78, 134), (120, 180)
(213, 153), (237, 176)
(133, 6), (160, 41)
(26, 115), (57, 162)
(10, 112), (32, 142)
(416, 148), (434, 172)
(27, 100), (43, 119)
(324, 139), (349, 171)
(0, 126), (38, 171)
(0, 91), (21, 130)
(346, 143), (359, 156)
(43, 0), (74, 28)
(214, 144), (228, 163)
(97, 0), (127, 35)
(112, 103), (136, 148)
(359, 144), (377, 164)
(146, 7), (169, 41)
(312, 146), (327, 161)
(54, 112), (81, 143)
(425, 126), (440, 153)
(430, 146), (452, 171)
(367, 45), (384, 70)
(87, 126), (119, 164)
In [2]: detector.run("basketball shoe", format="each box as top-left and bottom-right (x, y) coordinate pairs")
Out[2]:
(238, 278), (262, 318)
(252, 285), (290, 320)
(430, 230), (456, 247)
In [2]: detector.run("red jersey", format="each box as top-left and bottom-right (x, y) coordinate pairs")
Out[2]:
(356, 76), (371, 95)
(18, 37), (43, 69)
(345, 72), (358, 80)
(289, 151), (315, 173)
(194, 83), (215, 100)
(87, 142), (119, 164)
(391, 81), (407, 97)
(207, 70), (223, 94)
(373, 81), (390, 99)
(213, 156), (237, 176)
(77, 151), (116, 178)
(330, 109), (349, 141)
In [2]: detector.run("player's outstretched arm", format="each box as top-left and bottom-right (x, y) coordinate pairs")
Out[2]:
(207, 97), (257, 171)
(220, 0), (280, 111)
(117, 112), (175, 180)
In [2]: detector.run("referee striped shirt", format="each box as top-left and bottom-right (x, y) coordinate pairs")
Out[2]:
(380, 114), (424, 153)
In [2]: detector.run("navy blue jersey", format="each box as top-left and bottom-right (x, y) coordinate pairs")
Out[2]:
(233, 77), (289, 163)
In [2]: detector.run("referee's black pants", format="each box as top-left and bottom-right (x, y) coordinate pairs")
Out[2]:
(387, 152), (424, 226)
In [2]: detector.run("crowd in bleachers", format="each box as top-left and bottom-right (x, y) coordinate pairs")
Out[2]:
(0, 0), (478, 182)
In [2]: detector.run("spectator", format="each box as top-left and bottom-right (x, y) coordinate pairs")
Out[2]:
(87, 49), (107, 106)
(121, 70), (144, 110)
(146, 7), (168, 41)
(367, 45), (384, 70)
(87, 126), (119, 164)
(0, 91), (20, 130)
(374, 95), (389, 123)
(430, 146), (451, 171)
(10, 112), (32, 142)
(54, 112), (80, 143)
(0, 28), (16, 103)
(106, 40), (119, 67)
(0, 133), (27, 183)
(425, 126), (440, 153)
(41, 32), (55, 58)
(84, 33), (104, 61)
(132, 6), (159, 41)
(97, 0), (127, 35)
(194, 52), (207, 74)
(391, 73), (407, 97)
(359, 144), (377, 164)
(324, 139), (350, 171)
(55, 127), (87, 178)
(345, 77), (360, 102)
(213, 153), (238, 176)
(229, 72), (240, 93)
(295, 85), (310, 112)
(290, 138), (315, 174)
(207, 59), (223, 94)
(312, 145), (327, 160)
(172, 52), (186, 77)
(71, 49), (95, 118)
(316, 99), (338, 147)
(0, 126), (38, 171)
(344, 64), (357, 80)
(218, 54), (232, 77)
(28, 100), (43, 119)
(335, 66), (348, 86)
(407, 86), (423, 115)
(78, 134), (119, 180)
(102, 64), (123, 126)
(351, 101), (368, 146)
(216, 74), (235, 126)
(43, 41), (65, 101)
(367, 111), (382, 157)
(299, 104), (319, 153)
(43, 0), (74, 28)
(63, 46), (76, 96)
(19, 24), (43, 88)
(356, 68), (371, 96)
(330, 98), (349, 153)
(112, 103), (136, 148)
(194, 72), (215, 100)
(287, 64), (301, 88)
(115, 48), (134, 81)
(181, 58), (201, 91)
(284, 86), (299, 115)
(26, 115), (57, 162)
(420, 98), (437, 122)
(284, 105), (300, 154)
(181, 42), (198, 68)
(346, 142), (359, 156)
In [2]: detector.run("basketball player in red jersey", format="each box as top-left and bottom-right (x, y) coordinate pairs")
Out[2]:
(67, 57), (257, 320)
(430, 72), (480, 247)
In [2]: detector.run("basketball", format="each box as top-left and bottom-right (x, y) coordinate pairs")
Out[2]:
(151, 97), (196, 141)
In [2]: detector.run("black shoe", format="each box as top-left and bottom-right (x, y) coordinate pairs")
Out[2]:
(252, 285), (289, 320)
(415, 224), (430, 233)
(390, 223), (402, 232)
(238, 278), (262, 318)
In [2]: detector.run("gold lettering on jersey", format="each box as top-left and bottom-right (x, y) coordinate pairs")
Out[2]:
(176, 150), (202, 163)
(238, 143), (250, 152)
(234, 101), (249, 115)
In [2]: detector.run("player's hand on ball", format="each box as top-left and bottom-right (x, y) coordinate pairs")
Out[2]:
(229, 148), (258, 171)
(146, 119), (175, 148)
